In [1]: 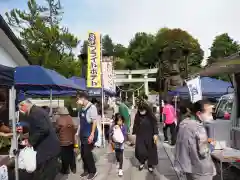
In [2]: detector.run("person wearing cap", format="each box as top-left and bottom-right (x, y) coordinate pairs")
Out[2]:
(76, 92), (98, 180)
(17, 99), (60, 180)
(55, 107), (76, 174)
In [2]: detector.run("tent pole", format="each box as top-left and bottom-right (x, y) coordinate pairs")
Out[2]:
(101, 90), (105, 148)
(10, 87), (19, 180)
(49, 89), (53, 117)
(100, 34), (105, 148)
(174, 96), (177, 115)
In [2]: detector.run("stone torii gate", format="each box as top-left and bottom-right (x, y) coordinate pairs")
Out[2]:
(114, 68), (158, 96)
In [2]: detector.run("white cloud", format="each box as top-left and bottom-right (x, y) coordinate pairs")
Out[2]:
(67, 0), (240, 58)
(2, 0), (240, 58)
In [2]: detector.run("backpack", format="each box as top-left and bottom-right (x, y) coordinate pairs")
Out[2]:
(112, 126), (124, 143)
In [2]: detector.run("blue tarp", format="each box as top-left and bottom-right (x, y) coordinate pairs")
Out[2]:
(69, 76), (86, 90)
(169, 77), (233, 98)
(26, 76), (116, 97)
(69, 77), (116, 96)
(26, 88), (116, 97)
(25, 76), (86, 96)
(15, 66), (83, 91)
(70, 76), (116, 96)
(25, 90), (76, 97)
(0, 64), (14, 87)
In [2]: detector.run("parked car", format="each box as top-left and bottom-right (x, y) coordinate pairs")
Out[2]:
(214, 93), (233, 120)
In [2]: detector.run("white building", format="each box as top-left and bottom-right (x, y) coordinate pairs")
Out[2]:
(0, 15), (30, 67)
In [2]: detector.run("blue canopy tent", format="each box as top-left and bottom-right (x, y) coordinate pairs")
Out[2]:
(70, 77), (116, 97)
(25, 76), (116, 97)
(24, 90), (75, 97)
(1, 64), (83, 118)
(24, 76), (86, 97)
(15, 66), (82, 91)
(14, 66), (84, 116)
(0, 65), (83, 180)
(169, 77), (233, 98)
(69, 76), (86, 90)
(26, 88), (116, 97)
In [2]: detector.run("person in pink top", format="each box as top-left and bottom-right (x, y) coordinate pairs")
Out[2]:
(162, 99), (176, 145)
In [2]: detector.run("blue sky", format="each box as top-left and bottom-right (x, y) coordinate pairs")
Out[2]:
(1, 0), (240, 59)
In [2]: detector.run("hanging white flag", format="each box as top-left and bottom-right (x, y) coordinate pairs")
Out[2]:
(186, 76), (202, 103)
(0, 165), (8, 180)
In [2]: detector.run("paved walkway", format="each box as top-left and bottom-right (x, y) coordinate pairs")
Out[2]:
(56, 140), (178, 180)
(158, 123), (240, 180)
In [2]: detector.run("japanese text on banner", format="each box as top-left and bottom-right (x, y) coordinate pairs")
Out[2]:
(87, 32), (102, 88)
(102, 59), (115, 93)
(186, 76), (202, 103)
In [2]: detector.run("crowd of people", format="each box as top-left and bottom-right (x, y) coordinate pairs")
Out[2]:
(0, 90), (219, 180)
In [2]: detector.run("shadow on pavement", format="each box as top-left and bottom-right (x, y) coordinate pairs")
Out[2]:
(129, 155), (138, 167)
(145, 172), (159, 180)
(128, 153), (158, 180)
(54, 173), (68, 180)
(107, 152), (115, 164)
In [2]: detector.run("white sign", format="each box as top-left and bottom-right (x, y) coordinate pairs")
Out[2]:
(102, 58), (115, 93)
(0, 165), (8, 180)
(186, 76), (202, 103)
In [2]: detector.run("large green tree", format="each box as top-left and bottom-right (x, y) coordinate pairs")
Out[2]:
(155, 28), (204, 91)
(81, 40), (88, 55)
(80, 35), (127, 70)
(209, 33), (239, 64)
(126, 32), (156, 69)
(113, 58), (127, 70)
(102, 35), (114, 56)
(5, 0), (81, 77)
(207, 33), (239, 81)
(113, 44), (127, 59)
(112, 44), (127, 70)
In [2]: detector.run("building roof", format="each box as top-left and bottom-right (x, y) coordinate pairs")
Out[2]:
(198, 54), (240, 76)
(0, 14), (31, 65)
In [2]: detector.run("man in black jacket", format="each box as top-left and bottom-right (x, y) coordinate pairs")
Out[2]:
(18, 99), (60, 180)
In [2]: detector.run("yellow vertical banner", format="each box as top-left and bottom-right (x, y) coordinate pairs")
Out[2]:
(87, 32), (102, 88)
